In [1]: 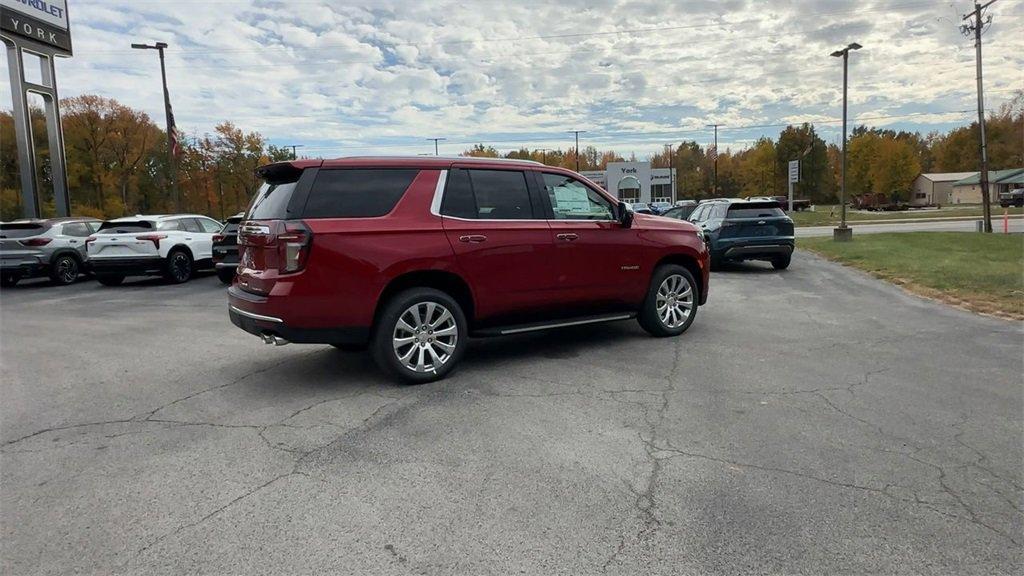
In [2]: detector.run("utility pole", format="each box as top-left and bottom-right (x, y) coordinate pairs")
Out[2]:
(284, 144), (304, 159)
(705, 124), (719, 195)
(538, 148), (553, 165)
(567, 130), (586, 171)
(426, 137), (445, 156)
(962, 0), (997, 233)
(131, 42), (180, 212)
(831, 42), (861, 241)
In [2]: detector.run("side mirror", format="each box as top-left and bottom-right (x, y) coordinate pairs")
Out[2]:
(618, 204), (634, 228)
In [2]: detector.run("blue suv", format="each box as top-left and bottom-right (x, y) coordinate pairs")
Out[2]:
(688, 199), (795, 269)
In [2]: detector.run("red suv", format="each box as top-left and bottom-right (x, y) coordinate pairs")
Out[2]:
(228, 157), (709, 383)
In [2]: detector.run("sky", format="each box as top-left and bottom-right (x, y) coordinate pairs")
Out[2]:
(2, 0), (1022, 159)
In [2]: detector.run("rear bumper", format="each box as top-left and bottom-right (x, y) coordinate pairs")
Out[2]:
(227, 285), (369, 345)
(90, 256), (164, 275)
(716, 239), (795, 261)
(0, 257), (47, 277)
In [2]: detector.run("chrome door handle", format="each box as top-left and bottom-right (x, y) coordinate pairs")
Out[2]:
(556, 233), (579, 241)
(459, 235), (487, 243)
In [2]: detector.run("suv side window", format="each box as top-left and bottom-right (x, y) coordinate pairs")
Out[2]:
(62, 222), (92, 237)
(440, 169), (476, 219)
(712, 204), (729, 219)
(689, 205), (707, 222)
(303, 169), (419, 218)
(180, 218), (204, 233)
(541, 173), (613, 220)
(468, 170), (533, 219)
(157, 219), (183, 231)
(441, 169), (534, 220)
(197, 218), (222, 233)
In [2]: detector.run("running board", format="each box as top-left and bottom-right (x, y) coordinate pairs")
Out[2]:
(474, 312), (636, 337)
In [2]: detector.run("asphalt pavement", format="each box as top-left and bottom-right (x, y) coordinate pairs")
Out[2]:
(1, 256), (1021, 575)
(798, 217), (1024, 237)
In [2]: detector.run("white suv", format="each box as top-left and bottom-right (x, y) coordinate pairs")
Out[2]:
(86, 214), (222, 285)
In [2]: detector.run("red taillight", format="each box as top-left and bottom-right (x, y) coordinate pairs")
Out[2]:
(85, 236), (97, 248)
(212, 234), (225, 243)
(19, 237), (52, 246)
(135, 234), (168, 249)
(276, 221), (311, 273)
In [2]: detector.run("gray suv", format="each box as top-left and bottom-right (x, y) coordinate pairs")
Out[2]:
(0, 217), (101, 286)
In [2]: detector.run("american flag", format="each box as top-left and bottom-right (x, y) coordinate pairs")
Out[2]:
(707, 144), (717, 161)
(168, 105), (183, 157)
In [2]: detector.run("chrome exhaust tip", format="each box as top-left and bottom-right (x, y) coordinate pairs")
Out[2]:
(260, 332), (288, 345)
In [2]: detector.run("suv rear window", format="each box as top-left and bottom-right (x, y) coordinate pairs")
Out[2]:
(727, 203), (785, 218)
(302, 169), (419, 218)
(97, 221), (154, 234)
(249, 181), (299, 220)
(0, 223), (49, 238)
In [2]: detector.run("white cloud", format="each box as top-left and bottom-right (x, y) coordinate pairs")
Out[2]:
(0, 0), (1020, 159)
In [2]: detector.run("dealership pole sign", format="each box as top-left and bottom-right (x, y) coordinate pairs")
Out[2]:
(1, 0), (72, 218)
(787, 160), (799, 213)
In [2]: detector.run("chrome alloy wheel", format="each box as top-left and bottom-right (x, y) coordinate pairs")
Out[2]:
(656, 274), (694, 329)
(392, 302), (458, 373)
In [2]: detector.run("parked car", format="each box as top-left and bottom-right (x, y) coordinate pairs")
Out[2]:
(998, 188), (1023, 208)
(213, 213), (245, 284)
(660, 202), (698, 221)
(228, 157), (709, 383)
(87, 214), (223, 285)
(649, 201), (672, 214)
(750, 195), (811, 211)
(629, 202), (655, 214)
(0, 217), (101, 286)
(689, 199), (794, 270)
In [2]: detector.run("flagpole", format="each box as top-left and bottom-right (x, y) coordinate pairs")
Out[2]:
(155, 45), (182, 212)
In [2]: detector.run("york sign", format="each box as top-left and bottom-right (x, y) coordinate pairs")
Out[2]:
(0, 0), (71, 54)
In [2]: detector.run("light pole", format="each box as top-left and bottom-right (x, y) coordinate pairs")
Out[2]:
(132, 41), (180, 212)
(426, 137), (445, 156)
(664, 143), (676, 203)
(284, 144), (304, 159)
(831, 42), (861, 242)
(567, 130), (586, 171)
(705, 124), (719, 195)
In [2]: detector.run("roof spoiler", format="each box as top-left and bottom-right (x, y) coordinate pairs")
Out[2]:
(256, 160), (321, 185)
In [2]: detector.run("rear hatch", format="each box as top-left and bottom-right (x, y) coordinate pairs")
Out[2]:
(237, 165), (309, 295)
(719, 203), (794, 240)
(0, 222), (53, 259)
(88, 221), (162, 259)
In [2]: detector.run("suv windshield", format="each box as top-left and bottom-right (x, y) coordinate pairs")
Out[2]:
(0, 223), (49, 238)
(97, 221), (154, 234)
(727, 203), (785, 218)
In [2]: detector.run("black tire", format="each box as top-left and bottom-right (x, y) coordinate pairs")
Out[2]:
(370, 287), (468, 384)
(331, 343), (368, 352)
(1, 273), (19, 287)
(96, 274), (125, 286)
(772, 254), (792, 270)
(164, 248), (193, 284)
(216, 268), (235, 285)
(638, 264), (700, 337)
(49, 254), (81, 285)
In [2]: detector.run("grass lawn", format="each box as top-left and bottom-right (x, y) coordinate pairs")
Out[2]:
(800, 232), (1024, 319)
(790, 205), (1023, 227)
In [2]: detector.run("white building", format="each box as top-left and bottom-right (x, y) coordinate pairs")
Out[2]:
(580, 162), (675, 204)
(910, 172), (975, 206)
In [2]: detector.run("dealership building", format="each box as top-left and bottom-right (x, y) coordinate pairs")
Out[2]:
(580, 162), (676, 204)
